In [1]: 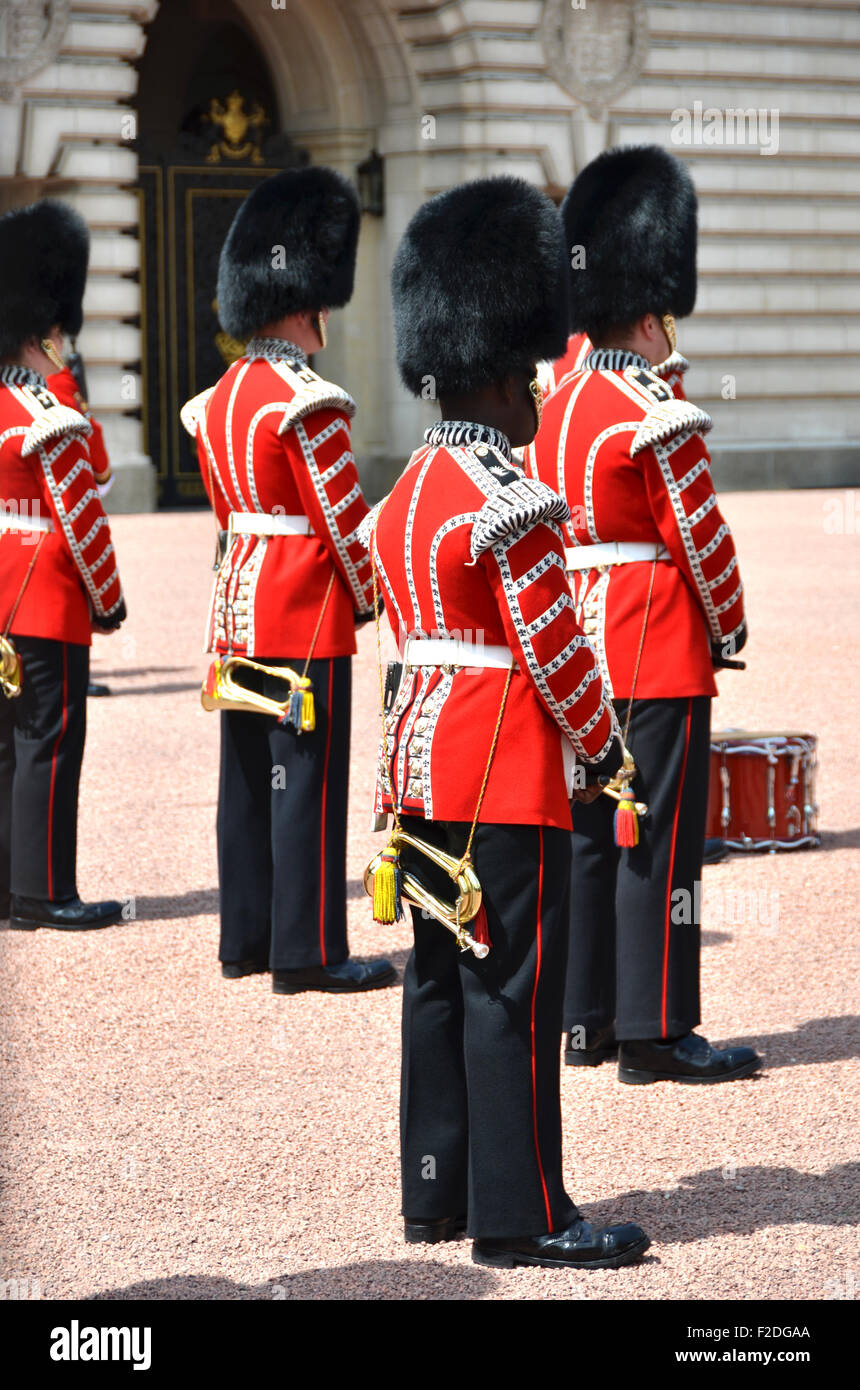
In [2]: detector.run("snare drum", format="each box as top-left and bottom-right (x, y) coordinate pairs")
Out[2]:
(706, 731), (820, 853)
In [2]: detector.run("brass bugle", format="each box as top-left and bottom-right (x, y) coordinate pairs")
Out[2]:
(201, 654), (303, 718)
(0, 634), (22, 699)
(364, 829), (489, 959)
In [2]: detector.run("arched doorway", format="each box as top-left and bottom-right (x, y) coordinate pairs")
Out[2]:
(136, 0), (306, 505)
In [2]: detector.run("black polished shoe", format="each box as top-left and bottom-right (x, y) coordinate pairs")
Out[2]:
(272, 957), (396, 994)
(0, 894), (10, 921)
(10, 895), (123, 931)
(221, 959), (268, 979)
(87, 681), (112, 697)
(618, 1031), (762, 1085)
(472, 1215), (649, 1270)
(404, 1214), (467, 1245)
(565, 1024), (618, 1067)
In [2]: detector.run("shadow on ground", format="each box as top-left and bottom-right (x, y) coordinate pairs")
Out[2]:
(107, 681), (202, 697)
(583, 1161), (860, 1247)
(818, 828), (860, 851)
(91, 1258), (497, 1301)
(129, 890), (219, 920)
(91, 666), (193, 679)
(724, 1015), (860, 1069)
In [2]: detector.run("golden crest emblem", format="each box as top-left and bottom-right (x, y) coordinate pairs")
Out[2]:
(205, 90), (268, 165)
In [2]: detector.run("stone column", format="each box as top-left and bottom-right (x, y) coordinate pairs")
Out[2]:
(0, 0), (159, 511)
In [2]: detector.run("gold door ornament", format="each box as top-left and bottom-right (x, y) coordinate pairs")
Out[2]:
(205, 91), (268, 165)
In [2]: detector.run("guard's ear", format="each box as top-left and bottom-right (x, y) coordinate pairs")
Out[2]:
(641, 313), (663, 342)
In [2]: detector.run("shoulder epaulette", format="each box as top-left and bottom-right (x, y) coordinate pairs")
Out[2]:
(654, 350), (689, 380)
(630, 398), (712, 456)
(180, 386), (216, 438)
(21, 401), (92, 457)
(470, 477), (569, 560)
(274, 362), (356, 434)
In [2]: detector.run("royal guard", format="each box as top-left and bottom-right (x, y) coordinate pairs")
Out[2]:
(182, 167), (393, 994)
(363, 175), (649, 1268)
(526, 145), (762, 1084)
(41, 267), (115, 699)
(538, 332), (689, 401)
(0, 199), (127, 930)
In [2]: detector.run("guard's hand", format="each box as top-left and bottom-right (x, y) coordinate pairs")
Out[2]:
(572, 784), (605, 805)
(711, 621), (748, 669)
(355, 594), (384, 626)
(93, 597), (126, 634)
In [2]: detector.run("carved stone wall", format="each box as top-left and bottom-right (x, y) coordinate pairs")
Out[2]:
(0, 0), (855, 506)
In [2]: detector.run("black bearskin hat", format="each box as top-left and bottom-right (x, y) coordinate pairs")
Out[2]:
(0, 199), (90, 359)
(391, 176), (570, 398)
(561, 145), (697, 339)
(216, 166), (360, 337)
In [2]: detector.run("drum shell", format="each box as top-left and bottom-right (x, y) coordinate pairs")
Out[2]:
(706, 732), (819, 852)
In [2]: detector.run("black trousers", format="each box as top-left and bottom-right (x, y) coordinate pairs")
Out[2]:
(564, 696), (711, 1041)
(400, 816), (577, 1239)
(0, 635), (89, 905)
(217, 654), (351, 970)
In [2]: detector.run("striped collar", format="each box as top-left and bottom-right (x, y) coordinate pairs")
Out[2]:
(425, 419), (512, 461)
(245, 337), (308, 367)
(584, 349), (651, 373)
(0, 364), (47, 390)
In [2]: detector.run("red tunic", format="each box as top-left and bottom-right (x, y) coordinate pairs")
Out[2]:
(46, 366), (111, 483)
(539, 332), (690, 401)
(363, 427), (621, 830)
(183, 345), (374, 659)
(0, 369), (123, 646)
(525, 356), (745, 700)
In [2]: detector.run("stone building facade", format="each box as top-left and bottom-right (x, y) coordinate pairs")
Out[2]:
(0, 0), (857, 507)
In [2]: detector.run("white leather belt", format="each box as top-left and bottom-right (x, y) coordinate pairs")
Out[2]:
(229, 512), (312, 538)
(0, 511), (52, 534)
(403, 637), (516, 670)
(565, 541), (670, 570)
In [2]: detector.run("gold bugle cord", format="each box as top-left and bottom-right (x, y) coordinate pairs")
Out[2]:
(599, 746), (648, 818)
(600, 783), (648, 817)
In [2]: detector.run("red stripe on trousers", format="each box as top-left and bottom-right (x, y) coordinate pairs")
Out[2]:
(661, 699), (692, 1038)
(530, 827), (553, 1232)
(46, 644), (69, 900)
(318, 659), (334, 965)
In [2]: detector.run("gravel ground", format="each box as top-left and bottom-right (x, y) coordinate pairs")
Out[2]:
(1, 491), (857, 1302)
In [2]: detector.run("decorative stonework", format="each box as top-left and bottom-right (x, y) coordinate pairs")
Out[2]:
(541, 0), (649, 119)
(0, 0), (70, 101)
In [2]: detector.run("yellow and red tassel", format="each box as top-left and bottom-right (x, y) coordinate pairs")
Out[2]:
(614, 785), (640, 848)
(372, 842), (404, 924)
